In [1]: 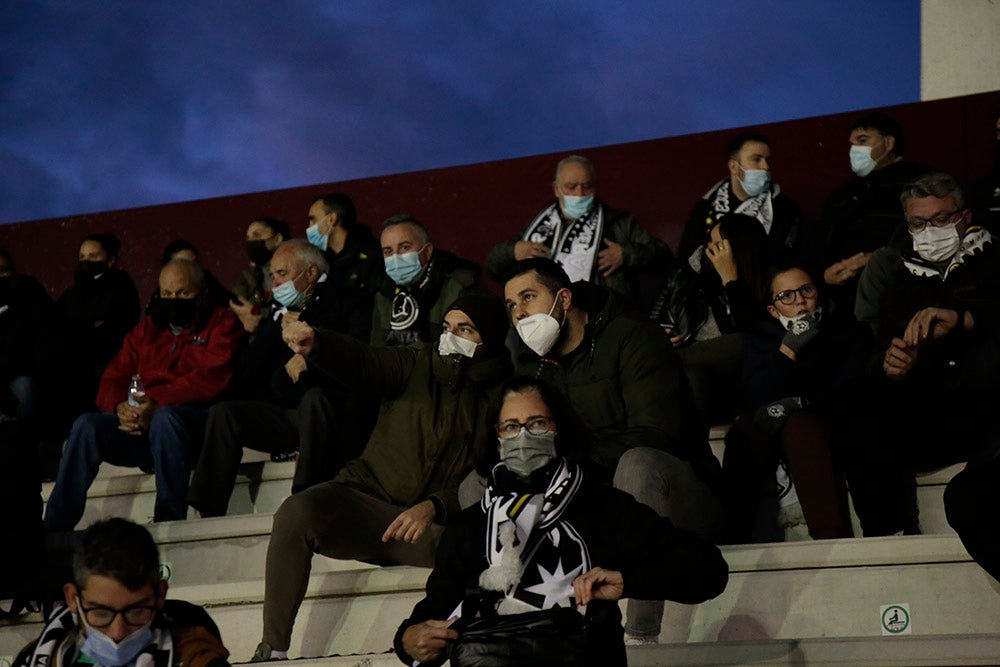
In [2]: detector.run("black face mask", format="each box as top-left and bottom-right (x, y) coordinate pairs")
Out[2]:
(246, 240), (274, 266)
(75, 260), (107, 281)
(150, 297), (199, 330)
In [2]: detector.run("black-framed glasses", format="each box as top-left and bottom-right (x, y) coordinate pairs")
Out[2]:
(772, 283), (817, 305)
(496, 417), (555, 440)
(76, 589), (157, 628)
(906, 209), (965, 233)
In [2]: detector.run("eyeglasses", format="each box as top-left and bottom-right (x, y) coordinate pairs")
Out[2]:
(496, 417), (555, 440)
(77, 590), (157, 628)
(772, 283), (817, 305)
(906, 209), (964, 233)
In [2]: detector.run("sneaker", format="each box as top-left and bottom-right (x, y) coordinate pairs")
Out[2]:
(251, 642), (287, 662)
(624, 634), (659, 646)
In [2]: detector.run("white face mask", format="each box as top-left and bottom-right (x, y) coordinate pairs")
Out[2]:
(849, 144), (879, 177)
(911, 223), (961, 264)
(778, 307), (822, 330)
(515, 292), (565, 357)
(438, 331), (480, 358)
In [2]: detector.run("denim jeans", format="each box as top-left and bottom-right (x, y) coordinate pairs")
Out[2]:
(44, 406), (208, 530)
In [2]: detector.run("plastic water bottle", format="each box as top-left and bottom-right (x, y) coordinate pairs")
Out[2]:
(127, 374), (145, 407)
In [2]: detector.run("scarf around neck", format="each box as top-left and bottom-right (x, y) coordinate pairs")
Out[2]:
(524, 202), (605, 283)
(477, 459), (590, 616)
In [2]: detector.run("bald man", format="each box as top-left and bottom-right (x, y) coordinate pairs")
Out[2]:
(45, 259), (244, 530)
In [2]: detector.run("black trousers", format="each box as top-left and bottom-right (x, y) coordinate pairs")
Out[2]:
(187, 388), (375, 516)
(945, 455), (1000, 583)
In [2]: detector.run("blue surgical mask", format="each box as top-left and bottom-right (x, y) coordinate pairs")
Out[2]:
(306, 224), (328, 251)
(385, 249), (426, 286)
(739, 167), (771, 197)
(272, 271), (306, 308)
(79, 614), (155, 667)
(561, 194), (594, 219)
(849, 145), (879, 177)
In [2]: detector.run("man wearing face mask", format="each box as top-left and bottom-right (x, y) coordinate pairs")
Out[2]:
(188, 240), (376, 516)
(497, 258), (723, 644)
(486, 155), (671, 303)
(44, 260), (244, 530)
(15, 517), (230, 667)
(847, 172), (1000, 536)
(373, 215), (485, 347)
(807, 112), (932, 318)
(303, 193), (383, 312)
(250, 294), (511, 661)
(678, 133), (802, 265)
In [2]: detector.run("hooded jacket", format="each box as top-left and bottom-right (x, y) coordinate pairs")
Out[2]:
(307, 330), (513, 522)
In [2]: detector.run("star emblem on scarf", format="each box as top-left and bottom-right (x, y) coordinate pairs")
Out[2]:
(523, 558), (584, 609)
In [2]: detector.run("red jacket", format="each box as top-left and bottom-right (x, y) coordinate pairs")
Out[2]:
(96, 307), (244, 413)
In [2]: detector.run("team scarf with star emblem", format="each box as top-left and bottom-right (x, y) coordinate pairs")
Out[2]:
(523, 202), (605, 283)
(478, 459), (590, 615)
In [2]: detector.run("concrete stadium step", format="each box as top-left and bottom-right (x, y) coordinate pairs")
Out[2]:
(46, 430), (963, 534)
(628, 634), (1000, 666)
(3, 531), (991, 662)
(40, 453), (296, 528)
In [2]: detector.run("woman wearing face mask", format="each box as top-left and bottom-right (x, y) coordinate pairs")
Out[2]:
(57, 233), (141, 419)
(230, 218), (289, 332)
(394, 377), (728, 667)
(721, 264), (872, 543)
(649, 214), (771, 425)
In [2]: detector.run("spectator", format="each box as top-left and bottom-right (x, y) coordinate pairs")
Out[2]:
(723, 265), (871, 542)
(677, 133), (802, 264)
(968, 108), (1000, 233)
(944, 450), (1000, 583)
(649, 215), (771, 425)
(44, 259), (244, 529)
(0, 248), (55, 421)
(14, 518), (230, 667)
(302, 193), (383, 335)
(485, 155), (671, 302)
(373, 215), (485, 346)
(188, 240), (376, 516)
(158, 239), (233, 310)
(494, 258), (722, 644)
(58, 233), (140, 412)
(851, 172), (1000, 536)
(394, 377), (728, 666)
(807, 112), (932, 317)
(250, 294), (512, 661)
(231, 217), (289, 332)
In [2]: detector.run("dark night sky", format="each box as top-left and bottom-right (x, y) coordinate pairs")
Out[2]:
(0, 1), (920, 224)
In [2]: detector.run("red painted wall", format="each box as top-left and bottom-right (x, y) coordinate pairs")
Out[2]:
(2, 90), (998, 300)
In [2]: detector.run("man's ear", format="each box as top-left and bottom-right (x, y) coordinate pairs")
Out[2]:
(64, 582), (79, 613)
(766, 304), (781, 320)
(883, 135), (896, 156)
(552, 180), (561, 200)
(420, 242), (434, 264)
(156, 579), (168, 609)
(558, 287), (573, 312)
(727, 158), (740, 179)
